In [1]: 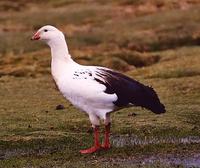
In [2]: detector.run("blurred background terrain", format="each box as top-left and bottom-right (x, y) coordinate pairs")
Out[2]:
(0, 0), (200, 167)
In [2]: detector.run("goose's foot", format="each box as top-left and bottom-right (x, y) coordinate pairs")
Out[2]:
(80, 126), (100, 154)
(80, 146), (101, 154)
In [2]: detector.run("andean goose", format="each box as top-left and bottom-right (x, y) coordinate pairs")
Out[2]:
(31, 25), (165, 154)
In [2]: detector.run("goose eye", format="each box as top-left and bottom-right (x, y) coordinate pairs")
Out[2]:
(44, 29), (48, 32)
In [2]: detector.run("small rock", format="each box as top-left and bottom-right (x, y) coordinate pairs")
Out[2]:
(56, 104), (65, 110)
(28, 124), (32, 128)
(128, 112), (137, 117)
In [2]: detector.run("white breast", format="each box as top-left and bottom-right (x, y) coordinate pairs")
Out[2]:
(51, 60), (117, 119)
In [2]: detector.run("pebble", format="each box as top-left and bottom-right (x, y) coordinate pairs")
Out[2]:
(128, 112), (137, 117)
(56, 104), (65, 110)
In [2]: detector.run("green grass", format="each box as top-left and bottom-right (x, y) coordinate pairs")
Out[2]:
(0, 74), (199, 167)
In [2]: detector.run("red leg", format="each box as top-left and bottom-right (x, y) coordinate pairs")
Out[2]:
(80, 126), (101, 154)
(102, 123), (111, 149)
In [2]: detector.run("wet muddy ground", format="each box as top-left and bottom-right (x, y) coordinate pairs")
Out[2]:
(1, 135), (200, 167)
(111, 135), (200, 147)
(102, 153), (200, 167)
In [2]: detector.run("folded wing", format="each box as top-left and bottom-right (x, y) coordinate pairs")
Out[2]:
(94, 68), (166, 114)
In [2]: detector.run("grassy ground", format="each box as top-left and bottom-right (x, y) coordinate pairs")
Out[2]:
(0, 0), (200, 167)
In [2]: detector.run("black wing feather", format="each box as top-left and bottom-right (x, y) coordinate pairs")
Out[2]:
(94, 68), (165, 114)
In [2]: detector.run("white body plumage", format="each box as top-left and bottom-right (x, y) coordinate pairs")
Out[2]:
(51, 58), (117, 125)
(43, 26), (117, 125)
(32, 25), (165, 127)
(31, 25), (165, 154)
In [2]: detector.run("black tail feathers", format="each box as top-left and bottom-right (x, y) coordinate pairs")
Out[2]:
(142, 85), (166, 114)
(149, 101), (166, 114)
(131, 85), (166, 114)
(94, 68), (166, 114)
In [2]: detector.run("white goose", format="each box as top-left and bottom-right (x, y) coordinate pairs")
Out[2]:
(31, 25), (165, 154)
